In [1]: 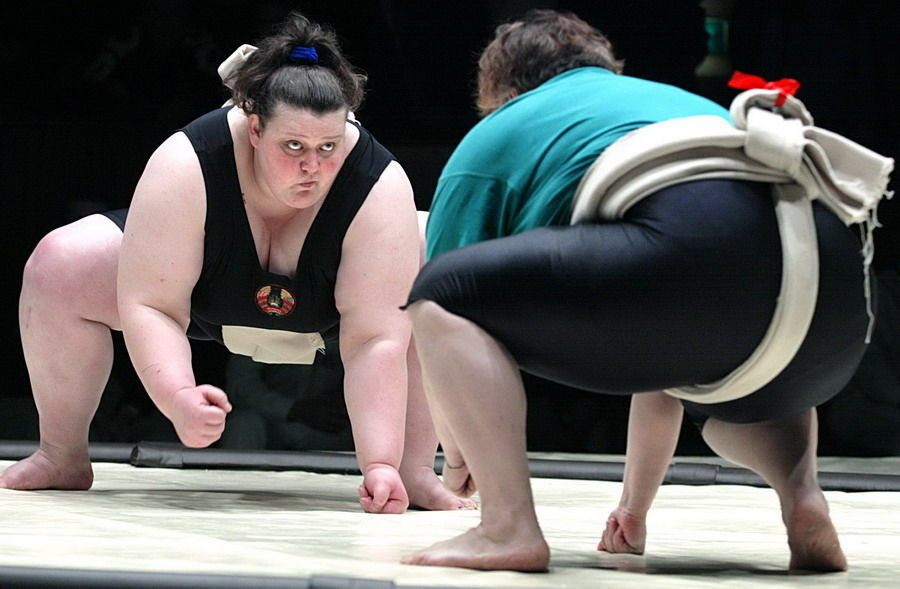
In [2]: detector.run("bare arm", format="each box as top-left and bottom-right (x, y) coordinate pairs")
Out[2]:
(117, 132), (231, 447)
(600, 391), (683, 553)
(621, 391), (683, 512)
(336, 160), (419, 511)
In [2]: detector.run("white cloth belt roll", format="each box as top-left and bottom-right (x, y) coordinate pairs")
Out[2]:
(216, 43), (358, 122)
(571, 89), (893, 404)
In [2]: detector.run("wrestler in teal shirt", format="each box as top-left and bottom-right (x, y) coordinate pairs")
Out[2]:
(426, 67), (731, 260)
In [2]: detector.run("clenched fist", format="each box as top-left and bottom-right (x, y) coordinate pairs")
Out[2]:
(442, 460), (477, 498)
(167, 384), (232, 447)
(358, 463), (409, 514)
(598, 506), (647, 554)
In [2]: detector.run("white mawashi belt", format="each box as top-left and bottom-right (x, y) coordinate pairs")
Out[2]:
(571, 89), (893, 404)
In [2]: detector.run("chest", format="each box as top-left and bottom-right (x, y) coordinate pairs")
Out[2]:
(189, 195), (344, 336)
(244, 206), (318, 278)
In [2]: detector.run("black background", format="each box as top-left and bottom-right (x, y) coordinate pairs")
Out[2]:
(1, 1), (897, 454)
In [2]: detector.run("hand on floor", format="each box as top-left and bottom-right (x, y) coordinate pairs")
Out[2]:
(359, 463), (409, 514)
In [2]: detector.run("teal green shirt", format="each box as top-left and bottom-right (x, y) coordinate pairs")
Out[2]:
(426, 67), (731, 260)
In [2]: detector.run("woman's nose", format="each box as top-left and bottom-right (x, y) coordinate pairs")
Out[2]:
(300, 153), (319, 173)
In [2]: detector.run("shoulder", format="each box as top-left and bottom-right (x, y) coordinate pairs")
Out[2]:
(353, 160), (415, 229)
(344, 123), (412, 212)
(344, 122), (396, 181)
(129, 131), (205, 226)
(336, 160), (418, 312)
(341, 159), (417, 271)
(147, 131), (200, 171)
(140, 132), (203, 196)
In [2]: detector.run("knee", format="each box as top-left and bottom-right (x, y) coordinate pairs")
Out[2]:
(23, 229), (82, 295)
(22, 221), (118, 298)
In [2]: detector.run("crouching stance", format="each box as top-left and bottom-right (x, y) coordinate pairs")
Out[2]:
(3, 11), (475, 515)
(403, 9), (890, 571)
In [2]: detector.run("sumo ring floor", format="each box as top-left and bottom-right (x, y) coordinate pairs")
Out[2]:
(1, 442), (898, 588)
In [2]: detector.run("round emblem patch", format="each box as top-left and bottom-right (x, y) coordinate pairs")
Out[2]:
(255, 284), (296, 317)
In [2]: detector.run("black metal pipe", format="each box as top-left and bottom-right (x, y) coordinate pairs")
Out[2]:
(2, 441), (898, 492)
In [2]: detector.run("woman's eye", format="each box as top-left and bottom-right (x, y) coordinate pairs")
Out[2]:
(287, 141), (303, 151)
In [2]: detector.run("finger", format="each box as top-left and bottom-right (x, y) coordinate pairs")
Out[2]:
(598, 536), (609, 552)
(599, 519), (616, 552)
(613, 526), (637, 553)
(450, 474), (476, 498)
(201, 410), (228, 427)
(611, 527), (625, 552)
(201, 413), (226, 426)
(196, 431), (222, 446)
(443, 470), (469, 495)
(370, 481), (390, 512)
(200, 423), (225, 437)
(200, 386), (232, 412)
(379, 497), (408, 515)
(357, 485), (380, 513)
(605, 524), (621, 552)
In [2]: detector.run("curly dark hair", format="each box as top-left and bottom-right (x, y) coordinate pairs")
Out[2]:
(225, 11), (366, 122)
(476, 9), (624, 116)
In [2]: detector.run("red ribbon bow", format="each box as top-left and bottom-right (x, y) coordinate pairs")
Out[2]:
(727, 71), (801, 107)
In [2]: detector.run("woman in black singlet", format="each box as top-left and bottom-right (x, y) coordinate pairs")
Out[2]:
(2, 11), (474, 515)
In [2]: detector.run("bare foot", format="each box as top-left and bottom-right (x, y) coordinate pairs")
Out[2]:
(785, 494), (847, 572)
(402, 524), (550, 571)
(0, 448), (93, 490)
(402, 466), (478, 511)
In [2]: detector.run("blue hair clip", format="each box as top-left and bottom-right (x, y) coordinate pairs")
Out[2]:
(287, 45), (319, 65)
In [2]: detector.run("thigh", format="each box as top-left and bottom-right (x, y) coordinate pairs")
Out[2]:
(23, 213), (125, 330)
(410, 180), (784, 393)
(683, 202), (870, 423)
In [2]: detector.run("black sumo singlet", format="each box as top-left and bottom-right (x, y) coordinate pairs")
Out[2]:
(105, 107), (394, 363)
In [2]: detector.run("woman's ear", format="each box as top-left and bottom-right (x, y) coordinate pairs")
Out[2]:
(248, 114), (263, 148)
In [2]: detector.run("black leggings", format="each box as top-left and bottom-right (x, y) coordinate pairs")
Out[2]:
(408, 180), (869, 424)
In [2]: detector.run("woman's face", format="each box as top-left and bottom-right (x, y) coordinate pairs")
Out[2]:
(249, 104), (349, 210)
